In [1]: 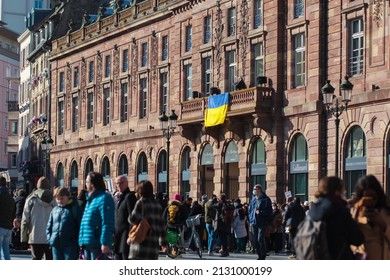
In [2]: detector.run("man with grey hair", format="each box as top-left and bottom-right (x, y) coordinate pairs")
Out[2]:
(21, 176), (56, 260)
(0, 176), (15, 259)
(114, 175), (137, 259)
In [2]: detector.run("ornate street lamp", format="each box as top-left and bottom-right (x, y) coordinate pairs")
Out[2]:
(159, 110), (178, 196)
(321, 77), (353, 176)
(41, 136), (54, 177)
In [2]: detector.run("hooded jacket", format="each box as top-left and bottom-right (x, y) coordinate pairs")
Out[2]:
(21, 189), (56, 244)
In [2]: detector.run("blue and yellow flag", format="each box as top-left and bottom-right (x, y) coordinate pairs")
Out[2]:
(204, 92), (229, 127)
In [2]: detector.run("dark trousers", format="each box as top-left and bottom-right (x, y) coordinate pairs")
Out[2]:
(218, 230), (229, 254)
(30, 244), (52, 260)
(253, 225), (267, 259)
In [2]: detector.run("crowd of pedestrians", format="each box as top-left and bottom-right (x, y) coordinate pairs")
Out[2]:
(0, 172), (390, 260)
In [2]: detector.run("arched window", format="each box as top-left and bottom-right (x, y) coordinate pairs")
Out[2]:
(289, 134), (308, 201)
(70, 161), (78, 188)
(85, 158), (93, 177)
(56, 163), (64, 187)
(118, 154), (128, 176)
(344, 126), (366, 197)
(250, 138), (267, 189)
(180, 147), (191, 199)
(101, 156), (110, 177)
(200, 143), (215, 198)
(137, 152), (148, 182)
(157, 150), (167, 194)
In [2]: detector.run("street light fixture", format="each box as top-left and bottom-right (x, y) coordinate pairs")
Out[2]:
(159, 110), (178, 196)
(321, 77), (353, 176)
(41, 136), (54, 177)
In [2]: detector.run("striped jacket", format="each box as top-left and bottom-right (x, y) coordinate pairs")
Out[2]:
(129, 197), (167, 260)
(78, 190), (115, 248)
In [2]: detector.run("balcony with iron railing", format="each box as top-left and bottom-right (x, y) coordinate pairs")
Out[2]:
(178, 86), (274, 126)
(7, 101), (19, 112)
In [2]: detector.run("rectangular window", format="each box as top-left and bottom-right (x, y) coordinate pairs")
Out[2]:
(294, 0), (304, 18)
(184, 64), (192, 100)
(160, 72), (168, 114)
(254, 0), (263, 28)
(202, 57), (212, 95)
(72, 96), (78, 132)
(11, 154), (17, 168)
(58, 100), (64, 135)
(227, 50), (236, 92)
(73, 67), (79, 88)
(120, 83), (128, 122)
(88, 61), (94, 83)
(228, 8), (236, 37)
(105, 55), (111, 78)
(350, 18), (364, 76)
(185, 25), (192, 52)
(204, 16), (212, 44)
(87, 92), (94, 129)
(293, 33), (306, 87)
(34, 0), (42, 8)
(139, 78), (148, 119)
(59, 72), (65, 92)
(253, 43), (264, 83)
(141, 43), (148, 67)
(162, 36), (168, 61)
(12, 121), (17, 134)
(103, 87), (110, 125)
(122, 49), (129, 72)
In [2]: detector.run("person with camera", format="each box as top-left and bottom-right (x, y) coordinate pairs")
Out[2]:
(351, 175), (390, 259)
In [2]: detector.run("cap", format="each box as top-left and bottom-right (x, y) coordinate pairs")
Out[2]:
(173, 193), (182, 201)
(304, 201), (309, 207)
(201, 195), (208, 201)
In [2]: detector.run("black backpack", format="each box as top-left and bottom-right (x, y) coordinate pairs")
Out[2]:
(294, 216), (331, 260)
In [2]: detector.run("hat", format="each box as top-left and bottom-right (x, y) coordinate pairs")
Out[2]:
(201, 195), (208, 202)
(303, 201), (309, 207)
(173, 193), (182, 201)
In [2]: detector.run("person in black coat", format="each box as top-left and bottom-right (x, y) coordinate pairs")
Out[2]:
(283, 196), (305, 258)
(114, 175), (137, 260)
(309, 176), (364, 259)
(12, 189), (27, 250)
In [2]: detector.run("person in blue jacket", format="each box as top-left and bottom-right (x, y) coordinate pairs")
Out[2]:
(46, 186), (82, 260)
(249, 184), (272, 260)
(79, 172), (115, 260)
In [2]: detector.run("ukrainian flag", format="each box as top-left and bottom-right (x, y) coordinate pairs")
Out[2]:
(204, 92), (229, 127)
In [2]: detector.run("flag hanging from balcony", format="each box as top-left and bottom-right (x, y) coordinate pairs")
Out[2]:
(204, 92), (229, 127)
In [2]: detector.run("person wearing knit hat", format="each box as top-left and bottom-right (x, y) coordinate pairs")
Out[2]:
(173, 193), (182, 202)
(201, 195), (208, 202)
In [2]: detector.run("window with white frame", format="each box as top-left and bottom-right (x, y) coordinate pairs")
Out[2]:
(185, 25), (192, 52)
(254, 0), (263, 29)
(58, 100), (64, 135)
(202, 57), (212, 95)
(184, 64), (192, 100)
(350, 18), (364, 76)
(120, 83), (128, 122)
(87, 91), (94, 129)
(139, 78), (148, 119)
(103, 87), (110, 125)
(204, 16), (212, 44)
(59, 72), (65, 92)
(228, 8), (236, 36)
(105, 55), (111, 77)
(294, 0), (304, 18)
(122, 49), (129, 72)
(293, 33), (306, 87)
(141, 43), (148, 67)
(253, 43), (264, 84)
(72, 96), (78, 132)
(162, 36), (168, 61)
(11, 154), (17, 168)
(160, 72), (168, 114)
(227, 50), (236, 92)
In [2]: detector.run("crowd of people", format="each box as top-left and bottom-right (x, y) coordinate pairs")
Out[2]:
(0, 172), (389, 260)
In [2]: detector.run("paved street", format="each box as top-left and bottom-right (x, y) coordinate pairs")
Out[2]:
(10, 250), (289, 260)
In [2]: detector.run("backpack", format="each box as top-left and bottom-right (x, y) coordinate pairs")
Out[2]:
(293, 217), (331, 260)
(221, 202), (234, 224)
(167, 204), (180, 224)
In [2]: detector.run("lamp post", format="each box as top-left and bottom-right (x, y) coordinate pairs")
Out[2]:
(321, 77), (353, 176)
(159, 110), (178, 196)
(41, 136), (54, 178)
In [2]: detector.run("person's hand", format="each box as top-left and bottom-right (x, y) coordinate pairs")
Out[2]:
(255, 210), (259, 215)
(101, 245), (110, 254)
(13, 219), (20, 229)
(127, 237), (131, 245)
(161, 245), (168, 253)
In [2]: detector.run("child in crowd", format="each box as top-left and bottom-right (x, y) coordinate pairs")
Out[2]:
(233, 208), (248, 253)
(46, 187), (82, 260)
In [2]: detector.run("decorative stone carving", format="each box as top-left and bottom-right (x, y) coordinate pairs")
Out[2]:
(96, 52), (102, 99)
(214, 0), (223, 88)
(81, 58), (86, 102)
(239, 0), (249, 79)
(372, 0), (383, 26)
(113, 46), (120, 95)
(151, 33), (158, 83)
(131, 38), (138, 93)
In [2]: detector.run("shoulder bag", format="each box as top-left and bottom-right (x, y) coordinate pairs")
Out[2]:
(128, 200), (151, 244)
